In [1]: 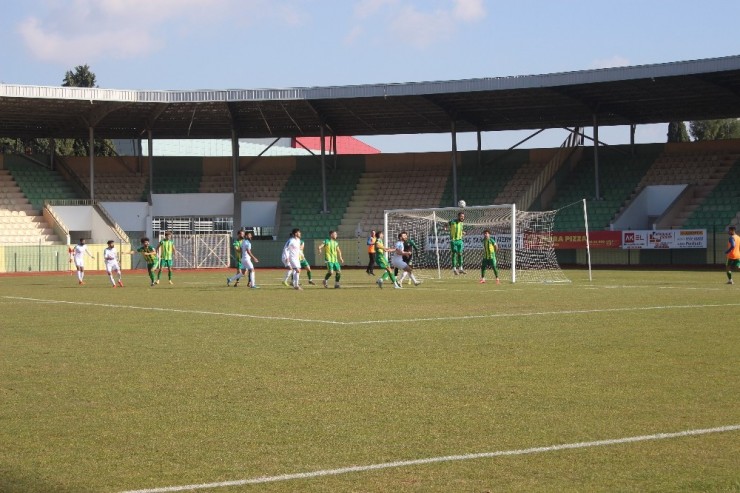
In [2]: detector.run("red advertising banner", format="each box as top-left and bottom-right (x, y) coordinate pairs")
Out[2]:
(552, 231), (622, 249)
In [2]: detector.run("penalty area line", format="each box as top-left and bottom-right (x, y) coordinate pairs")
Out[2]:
(118, 424), (740, 493)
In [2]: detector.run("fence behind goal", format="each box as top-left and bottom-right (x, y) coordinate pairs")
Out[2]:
(384, 204), (570, 283)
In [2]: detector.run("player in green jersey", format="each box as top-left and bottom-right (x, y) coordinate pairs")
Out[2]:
(155, 231), (176, 284)
(228, 230), (245, 287)
(448, 211), (466, 274)
(318, 230), (344, 288)
(374, 231), (401, 289)
(479, 229), (500, 284)
(131, 237), (158, 286)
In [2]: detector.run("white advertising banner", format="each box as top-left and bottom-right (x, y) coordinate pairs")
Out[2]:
(621, 229), (707, 249)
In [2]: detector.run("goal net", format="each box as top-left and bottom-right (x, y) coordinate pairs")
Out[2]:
(384, 204), (569, 283)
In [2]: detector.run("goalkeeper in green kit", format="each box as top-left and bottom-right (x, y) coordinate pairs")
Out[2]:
(479, 229), (500, 284)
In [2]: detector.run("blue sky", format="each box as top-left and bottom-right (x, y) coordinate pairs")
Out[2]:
(1, 0), (739, 152)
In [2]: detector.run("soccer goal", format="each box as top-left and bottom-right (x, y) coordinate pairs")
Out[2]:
(384, 204), (570, 283)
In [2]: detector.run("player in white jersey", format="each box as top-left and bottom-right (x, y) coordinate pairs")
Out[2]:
(227, 230), (259, 288)
(390, 231), (421, 286)
(103, 240), (124, 287)
(286, 228), (303, 290)
(69, 238), (95, 285)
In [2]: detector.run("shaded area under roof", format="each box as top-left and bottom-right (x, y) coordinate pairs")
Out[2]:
(1, 55), (740, 141)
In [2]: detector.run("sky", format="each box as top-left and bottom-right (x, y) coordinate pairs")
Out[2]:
(1, 0), (740, 153)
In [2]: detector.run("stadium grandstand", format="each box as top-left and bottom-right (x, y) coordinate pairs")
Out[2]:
(1, 55), (739, 271)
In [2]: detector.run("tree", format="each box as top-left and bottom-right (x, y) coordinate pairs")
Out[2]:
(689, 119), (740, 141)
(667, 122), (690, 142)
(62, 64), (97, 88)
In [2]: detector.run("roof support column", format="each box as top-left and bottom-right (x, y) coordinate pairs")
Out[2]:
(477, 130), (482, 166)
(593, 114), (601, 201)
(88, 127), (95, 200)
(50, 138), (55, 170)
(231, 130), (241, 234)
(630, 124), (636, 156)
(147, 130), (154, 204)
(320, 124), (328, 214)
(451, 120), (458, 206)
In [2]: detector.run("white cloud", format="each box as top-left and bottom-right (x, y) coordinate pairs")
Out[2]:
(452, 0), (486, 22)
(590, 55), (631, 70)
(16, 0), (246, 64)
(352, 0), (486, 49)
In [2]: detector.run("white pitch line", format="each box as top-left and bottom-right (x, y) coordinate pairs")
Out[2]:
(1, 296), (343, 325)
(4, 296), (740, 326)
(117, 424), (740, 493)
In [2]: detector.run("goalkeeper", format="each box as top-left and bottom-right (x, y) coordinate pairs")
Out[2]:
(479, 229), (500, 284)
(394, 233), (419, 284)
(449, 211), (466, 274)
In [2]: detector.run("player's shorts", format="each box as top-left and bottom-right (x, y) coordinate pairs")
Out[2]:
(74, 259), (85, 268)
(105, 261), (120, 274)
(242, 257), (254, 271)
(300, 259), (310, 269)
(287, 255), (301, 269)
(159, 259), (173, 268)
(482, 258), (497, 269)
(451, 239), (464, 254)
(325, 261), (341, 272)
(145, 261), (157, 269)
(235, 260), (243, 270)
(727, 258), (740, 269)
(391, 256), (408, 270)
(376, 255), (389, 269)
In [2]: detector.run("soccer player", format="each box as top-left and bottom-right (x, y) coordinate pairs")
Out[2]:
(155, 231), (176, 285)
(318, 230), (344, 288)
(449, 211), (466, 274)
(229, 229), (259, 288)
(227, 230), (245, 287)
(133, 237), (158, 286)
(365, 230), (376, 275)
(69, 238), (94, 285)
(725, 225), (740, 284)
(374, 231), (401, 289)
(479, 229), (500, 284)
(391, 231), (421, 286)
(103, 240), (124, 287)
(286, 228), (303, 290)
(282, 236), (316, 287)
(393, 233), (418, 284)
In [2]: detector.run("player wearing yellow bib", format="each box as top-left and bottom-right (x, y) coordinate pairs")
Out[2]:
(449, 211), (466, 274)
(132, 237), (158, 286)
(374, 231), (401, 289)
(480, 229), (500, 284)
(156, 231), (176, 285)
(228, 230), (245, 287)
(318, 230), (344, 288)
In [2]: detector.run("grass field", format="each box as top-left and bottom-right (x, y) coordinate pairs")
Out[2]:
(1, 267), (739, 492)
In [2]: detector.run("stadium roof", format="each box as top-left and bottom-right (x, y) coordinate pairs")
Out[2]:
(1, 55), (740, 141)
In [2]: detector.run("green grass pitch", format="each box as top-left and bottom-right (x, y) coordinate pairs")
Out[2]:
(1, 268), (739, 492)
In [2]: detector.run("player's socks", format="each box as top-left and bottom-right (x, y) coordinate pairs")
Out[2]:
(399, 272), (408, 283)
(118, 279), (124, 287)
(410, 273), (420, 285)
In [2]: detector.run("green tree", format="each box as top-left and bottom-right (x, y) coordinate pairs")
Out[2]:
(62, 64), (97, 88)
(667, 122), (690, 142)
(689, 119), (740, 141)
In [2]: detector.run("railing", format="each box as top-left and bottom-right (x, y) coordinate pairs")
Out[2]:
(42, 203), (71, 245)
(54, 153), (91, 198)
(517, 128), (583, 210)
(44, 198), (131, 245)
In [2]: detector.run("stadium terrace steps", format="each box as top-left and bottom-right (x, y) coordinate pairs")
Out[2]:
(0, 170), (61, 245)
(237, 170), (292, 200)
(4, 163), (84, 210)
(681, 154), (740, 229)
(91, 173), (148, 201)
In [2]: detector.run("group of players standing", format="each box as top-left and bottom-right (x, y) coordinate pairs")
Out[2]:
(69, 232), (176, 287)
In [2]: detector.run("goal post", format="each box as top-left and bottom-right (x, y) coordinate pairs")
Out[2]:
(383, 204), (569, 283)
